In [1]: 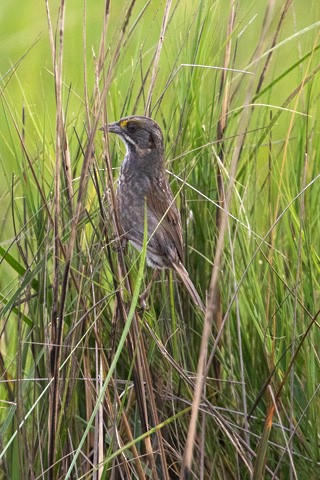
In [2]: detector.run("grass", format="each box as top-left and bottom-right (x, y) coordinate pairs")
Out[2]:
(1, 0), (320, 478)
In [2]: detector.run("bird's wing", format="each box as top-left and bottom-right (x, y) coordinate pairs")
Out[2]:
(145, 176), (184, 262)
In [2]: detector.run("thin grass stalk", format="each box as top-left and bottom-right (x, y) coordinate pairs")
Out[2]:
(269, 31), (320, 262)
(109, 384), (147, 479)
(255, 0), (293, 95)
(272, 382), (320, 479)
(264, 110), (273, 344)
(89, 246), (104, 480)
(270, 387), (298, 480)
(180, 1), (276, 476)
(203, 37), (320, 348)
(228, 211), (252, 461)
(91, 1), (168, 474)
(152, 5), (204, 117)
(253, 305), (320, 476)
(145, 303), (253, 473)
(132, 49), (152, 115)
(90, 148), (147, 478)
(123, 0), (152, 50)
(56, 265), (87, 474)
(229, 0), (280, 108)
(252, 396), (274, 479)
(199, 405), (206, 480)
(97, 0), (111, 75)
(13, 113), (29, 270)
(83, 0), (90, 127)
(64, 0), (133, 277)
(16, 311), (25, 477)
(264, 23), (317, 446)
(145, 0), (173, 116)
(98, 10), (170, 479)
(63, 212), (149, 479)
(262, 38), (319, 475)
(0, 296), (106, 467)
(85, 14), (108, 477)
(97, 355), (104, 477)
(252, 42), (320, 103)
(289, 146), (308, 478)
(99, 199), (168, 476)
(1, 71), (94, 319)
(82, 342), (95, 471)
(214, 0), (237, 388)
(45, 0), (67, 476)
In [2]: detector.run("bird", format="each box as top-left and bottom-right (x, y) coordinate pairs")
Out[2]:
(101, 115), (205, 313)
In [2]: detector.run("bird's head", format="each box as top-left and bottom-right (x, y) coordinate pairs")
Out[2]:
(101, 115), (164, 157)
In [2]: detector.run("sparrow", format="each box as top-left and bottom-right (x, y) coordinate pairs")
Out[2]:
(101, 115), (205, 312)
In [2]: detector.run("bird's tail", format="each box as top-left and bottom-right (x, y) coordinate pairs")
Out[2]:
(173, 262), (205, 313)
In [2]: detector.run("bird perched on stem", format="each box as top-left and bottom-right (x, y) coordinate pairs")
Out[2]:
(101, 115), (205, 313)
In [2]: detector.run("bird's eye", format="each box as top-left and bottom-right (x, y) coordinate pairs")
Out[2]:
(127, 122), (137, 133)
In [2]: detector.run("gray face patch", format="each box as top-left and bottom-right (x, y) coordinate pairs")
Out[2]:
(119, 132), (151, 157)
(117, 133), (137, 155)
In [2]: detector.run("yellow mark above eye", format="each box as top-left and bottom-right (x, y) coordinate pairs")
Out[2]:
(119, 120), (129, 128)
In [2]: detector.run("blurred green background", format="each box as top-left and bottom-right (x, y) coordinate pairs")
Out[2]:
(1, 0), (320, 282)
(1, 0), (319, 159)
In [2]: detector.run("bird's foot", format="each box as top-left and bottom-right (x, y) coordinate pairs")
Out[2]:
(111, 236), (128, 252)
(139, 291), (148, 311)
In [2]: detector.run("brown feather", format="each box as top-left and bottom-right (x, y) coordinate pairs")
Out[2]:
(173, 261), (205, 313)
(146, 175), (184, 262)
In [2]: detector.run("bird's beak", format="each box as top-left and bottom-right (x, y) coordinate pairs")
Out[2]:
(99, 122), (122, 135)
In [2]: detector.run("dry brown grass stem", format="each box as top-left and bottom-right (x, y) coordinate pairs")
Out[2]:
(214, 0), (237, 388)
(97, 2), (173, 476)
(145, 0), (173, 116)
(180, 1), (276, 477)
(45, 1), (67, 477)
(96, 2), (169, 476)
